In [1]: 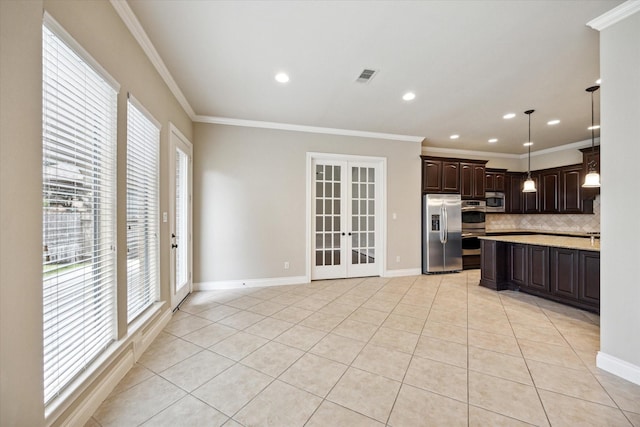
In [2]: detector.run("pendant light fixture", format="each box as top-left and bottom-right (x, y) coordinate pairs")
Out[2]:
(583, 85), (601, 188)
(522, 109), (537, 193)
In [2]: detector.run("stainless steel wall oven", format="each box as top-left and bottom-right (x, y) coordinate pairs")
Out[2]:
(461, 200), (486, 256)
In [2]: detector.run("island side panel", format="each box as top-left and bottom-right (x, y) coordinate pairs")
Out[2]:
(480, 239), (508, 290)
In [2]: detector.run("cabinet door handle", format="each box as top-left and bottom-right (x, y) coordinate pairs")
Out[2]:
(171, 243), (178, 249)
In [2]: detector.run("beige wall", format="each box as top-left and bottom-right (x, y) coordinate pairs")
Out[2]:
(193, 123), (422, 285)
(598, 10), (640, 380)
(1, 1), (46, 425)
(1, 1), (192, 425)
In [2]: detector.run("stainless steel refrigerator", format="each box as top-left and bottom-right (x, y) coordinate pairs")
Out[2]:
(422, 194), (463, 273)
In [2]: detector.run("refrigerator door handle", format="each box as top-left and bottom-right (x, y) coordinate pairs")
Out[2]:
(443, 205), (448, 244)
(439, 204), (446, 244)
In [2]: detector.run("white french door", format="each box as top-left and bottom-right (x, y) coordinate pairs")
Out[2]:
(169, 124), (193, 309)
(311, 155), (383, 280)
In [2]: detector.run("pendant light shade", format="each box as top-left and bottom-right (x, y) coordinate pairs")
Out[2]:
(523, 178), (537, 192)
(583, 85), (601, 188)
(583, 171), (601, 187)
(523, 109), (537, 193)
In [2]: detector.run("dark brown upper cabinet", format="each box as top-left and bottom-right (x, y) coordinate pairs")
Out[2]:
(485, 169), (506, 192)
(560, 164), (592, 214)
(421, 156), (487, 195)
(540, 168), (560, 213)
(505, 172), (524, 213)
(422, 152), (596, 214)
(422, 158), (443, 193)
(460, 161), (486, 199)
(442, 161), (460, 193)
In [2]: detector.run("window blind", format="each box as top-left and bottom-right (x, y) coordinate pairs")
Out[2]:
(126, 96), (160, 323)
(42, 22), (118, 404)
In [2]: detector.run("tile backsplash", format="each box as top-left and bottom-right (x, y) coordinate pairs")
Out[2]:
(486, 196), (600, 233)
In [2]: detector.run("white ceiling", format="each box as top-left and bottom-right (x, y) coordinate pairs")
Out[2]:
(126, 0), (621, 154)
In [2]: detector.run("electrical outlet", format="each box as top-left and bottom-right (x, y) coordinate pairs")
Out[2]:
(396, 256), (400, 263)
(284, 261), (290, 270)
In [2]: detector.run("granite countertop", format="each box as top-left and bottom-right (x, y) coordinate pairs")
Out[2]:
(485, 229), (600, 238)
(479, 234), (600, 251)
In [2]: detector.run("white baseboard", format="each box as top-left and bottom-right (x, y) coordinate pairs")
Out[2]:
(134, 308), (172, 361)
(62, 350), (135, 427)
(383, 268), (422, 277)
(597, 351), (640, 386)
(60, 306), (171, 427)
(195, 275), (309, 290)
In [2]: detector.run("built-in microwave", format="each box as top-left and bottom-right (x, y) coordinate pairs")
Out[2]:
(485, 191), (505, 213)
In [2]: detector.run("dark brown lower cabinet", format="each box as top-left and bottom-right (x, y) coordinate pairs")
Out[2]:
(479, 240), (600, 313)
(509, 244), (527, 288)
(579, 251), (600, 307)
(527, 245), (549, 291)
(550, 248), (579, 299)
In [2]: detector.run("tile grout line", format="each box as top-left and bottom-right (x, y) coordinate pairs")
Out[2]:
(226, 279), (369, 425)
(95, 273), (632, 427)
(384, 274), (441, 426)
(500, 291), (553, 426)
(310, 276), (407, 426)
(297, 276), (394, 426)
(541, 307), (630, 416)
(533, 299), (627, 420)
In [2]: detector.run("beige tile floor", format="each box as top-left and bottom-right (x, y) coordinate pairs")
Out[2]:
(87, 271), (640, 426)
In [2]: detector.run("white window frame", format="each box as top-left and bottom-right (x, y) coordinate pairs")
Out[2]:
(126, 94), (161, 323)
(42, 13), (119, 407)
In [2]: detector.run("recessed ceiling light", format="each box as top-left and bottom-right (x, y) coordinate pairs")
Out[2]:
(450, 134), (460, 140)
(596, 78), (602, 84)
(523, 142), (533, 147)
(588, 125), (600, 130)
(402, 92), (416, 101)
(547, 119), (560, 125)
(488, 138), (498, 143)
(503, 113), (516, 119)
(275, 72), (289, 83)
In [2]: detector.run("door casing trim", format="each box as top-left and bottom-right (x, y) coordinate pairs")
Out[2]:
(305, 152), (387, 282)
(168, 122), (193, 309)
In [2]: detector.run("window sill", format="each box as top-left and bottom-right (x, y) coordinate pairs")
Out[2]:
(44, 301), (169, 426)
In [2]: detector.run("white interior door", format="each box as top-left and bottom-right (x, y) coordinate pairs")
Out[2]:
(311, 157), (382, 280)
(169, 125), (192, 309)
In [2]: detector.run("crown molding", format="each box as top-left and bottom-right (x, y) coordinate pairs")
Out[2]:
(422, 146), (520, 159)
(110, 0), (196, 119)
(587, 0), (640, 31)
(528, 138), (595, 159)
(194, 115), (425, 143)
(422, 138), (596, 159)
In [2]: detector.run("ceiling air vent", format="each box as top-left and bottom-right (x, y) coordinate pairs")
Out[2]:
(356, 68), (377, 83)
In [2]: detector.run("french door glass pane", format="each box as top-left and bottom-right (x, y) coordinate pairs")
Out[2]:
(315, 164), (341, 266)
(351, 166), (375, 265)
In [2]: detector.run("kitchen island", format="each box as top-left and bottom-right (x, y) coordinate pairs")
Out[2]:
(479, 234), (600, 313)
